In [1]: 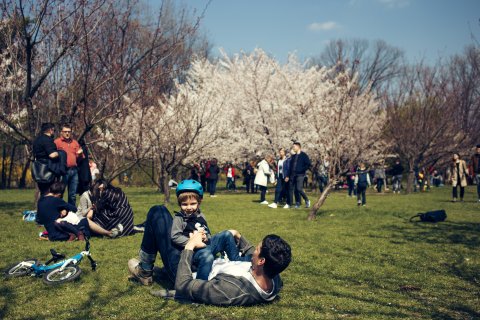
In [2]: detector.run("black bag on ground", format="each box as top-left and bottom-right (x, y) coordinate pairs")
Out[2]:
(31, 161), (55, 184)
(409, 210), (447, 223)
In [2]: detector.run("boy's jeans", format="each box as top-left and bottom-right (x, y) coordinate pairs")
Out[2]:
(193, 231), (251, 280)
(357, 185), (367, 205)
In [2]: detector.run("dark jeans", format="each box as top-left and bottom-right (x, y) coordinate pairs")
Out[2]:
(357, 185), (367, 205)
(452, 185), (465, 199)
(226, 177), (236, 191)
(274, 175), (286, 203)
(62, 167), (78, 206)
(259, 185), (267, 202)
(476, 174), (480, 199)
(193, 231), (251, 280)
(245, 177), (255, 193)
(140, 205), (181, 283)
(200, 175), (207, 191)
(293, 174), (308, 205)
(376, 178), (384, 193)
(317, 175), (328, 193)
(348, 179), (356, 196)
(208, 179), (217, 195)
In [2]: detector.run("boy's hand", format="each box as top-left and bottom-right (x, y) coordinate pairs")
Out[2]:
(185, 232), (207, 251)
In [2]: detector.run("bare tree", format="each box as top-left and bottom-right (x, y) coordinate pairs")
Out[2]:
(312, 38), (404, 93)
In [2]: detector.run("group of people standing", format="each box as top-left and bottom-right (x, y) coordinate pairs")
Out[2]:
(254, 142), (311, 209)
(33, 123), (134, 241)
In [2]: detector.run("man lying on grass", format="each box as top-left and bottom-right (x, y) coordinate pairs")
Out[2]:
(128, 205), (291, 306)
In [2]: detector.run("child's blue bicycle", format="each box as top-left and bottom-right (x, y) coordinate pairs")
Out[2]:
(4, 238), (97, 285)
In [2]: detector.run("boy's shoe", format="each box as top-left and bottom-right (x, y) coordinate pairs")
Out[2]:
(133, 223), (145, 233)
(260, 201), (269, 205)
(283, 204), (290, 209)
(67, 233), (76, 242)
(77, 231), (85, 241)
(110, 223), (124, 238)
(294, 204), (300, 209)
(268, 203), (278, 208)
(128, 258), (153, 286)
(305, 200), (311, 208)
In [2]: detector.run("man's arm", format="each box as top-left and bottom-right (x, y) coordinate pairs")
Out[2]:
(175, 233), (254, 306)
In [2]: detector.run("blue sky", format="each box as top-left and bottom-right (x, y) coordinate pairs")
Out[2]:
(151, 0), (479, 64)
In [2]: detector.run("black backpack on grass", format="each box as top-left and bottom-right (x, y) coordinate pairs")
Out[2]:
(409, 210), (447, 223)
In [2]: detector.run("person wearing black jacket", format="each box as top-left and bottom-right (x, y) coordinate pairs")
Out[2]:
(207, 158), (220, 197)
(286, 142), (311, 208)
(390, 160), (404, 194)
(32, 123), (59, 195)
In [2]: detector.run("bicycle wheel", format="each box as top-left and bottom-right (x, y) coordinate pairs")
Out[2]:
(4, 259), (37, 278)
(42, 265), (82, 285)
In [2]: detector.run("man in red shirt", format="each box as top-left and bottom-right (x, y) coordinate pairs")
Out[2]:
(54, 124), (84, 205)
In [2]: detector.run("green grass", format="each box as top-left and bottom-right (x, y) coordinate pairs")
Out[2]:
(1, 186), (479, 319)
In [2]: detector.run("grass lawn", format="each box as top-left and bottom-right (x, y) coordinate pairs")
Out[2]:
(0, 186), (479, 319)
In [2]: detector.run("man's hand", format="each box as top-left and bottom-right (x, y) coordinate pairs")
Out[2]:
(77, 148), (83, 155)
(184, 232), (207, 251)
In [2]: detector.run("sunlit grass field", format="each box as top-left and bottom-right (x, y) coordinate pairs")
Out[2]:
(1, 185), (479, 319)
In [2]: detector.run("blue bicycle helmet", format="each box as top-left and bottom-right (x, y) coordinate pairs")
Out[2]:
(176, 179), (204, 198)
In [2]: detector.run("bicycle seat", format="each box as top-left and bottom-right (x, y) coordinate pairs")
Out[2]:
(50, 249), (65, 260)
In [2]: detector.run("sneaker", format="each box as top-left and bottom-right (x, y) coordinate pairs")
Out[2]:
(110, 223), (124, 238)
(283, 204), (290, 209)
(128, 258), (153, 286)
(150, 289), (176, 299)
(210, 195), (217, 198)
(133, 223), (145, 233)
(294, 204), (300, 209)
(452, 198), (457, 203)
(260, 200), (269, 205)
(268, 203), (278, 208)
(357, 200), (361, 206)
(305, 200), (311, 208)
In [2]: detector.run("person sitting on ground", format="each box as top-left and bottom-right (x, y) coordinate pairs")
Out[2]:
(127, 204), (292, 306)
(55, 209), (86, 241)
(36, 181), (89, 241)
(170, 180), (251, 280)
(86, 179), (134, 238)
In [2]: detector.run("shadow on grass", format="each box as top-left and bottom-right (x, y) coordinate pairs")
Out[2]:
(0, 201), (35, 217)
(383, 221), (480, 249)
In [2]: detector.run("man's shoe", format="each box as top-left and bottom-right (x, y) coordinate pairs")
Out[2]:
(128, 258), (153, 286)
(260, 200), (269, 205)
(294, 204), (300, 209)
(452, 198), (457, 203)
(283, 204), (290, 209)
(305, 200), (311, 208)
(268, 203), (277, 208)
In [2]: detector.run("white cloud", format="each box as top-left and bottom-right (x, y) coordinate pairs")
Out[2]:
(377, 0), (410, 8)
(308, 21), (340, 32)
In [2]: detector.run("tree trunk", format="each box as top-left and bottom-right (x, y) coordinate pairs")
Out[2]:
(7, 144), (17, 188)
(19, 158), (31, 189)
(405, 160), (414, 194)
(307, 181), (335, 221)
(163, 175), (171, 204)
(1, 144), (6, 189)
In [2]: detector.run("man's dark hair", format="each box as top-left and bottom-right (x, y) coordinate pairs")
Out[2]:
(41, 123), (55, 133)
(293, 142), (301, 148)
(61, 123), (72, 130)
(476, 144), (480, 148)
(49, 182), (66, 195)
(260, 234), (292, 279)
